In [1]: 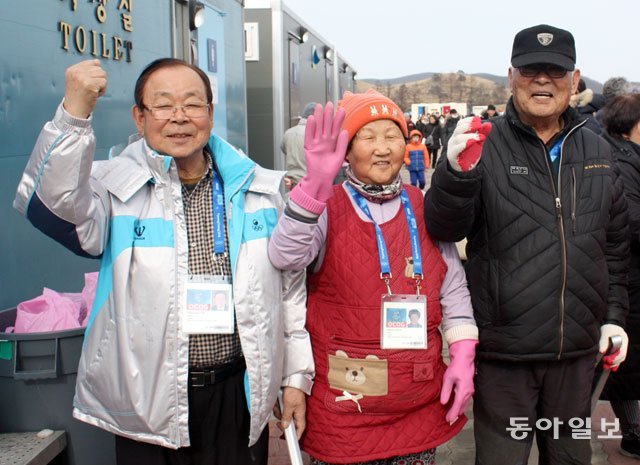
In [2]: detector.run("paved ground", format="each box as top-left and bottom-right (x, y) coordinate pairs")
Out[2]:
(267, 392), (636, 465)
(268, 167), (639, 464)
(431, 400), (620, 465)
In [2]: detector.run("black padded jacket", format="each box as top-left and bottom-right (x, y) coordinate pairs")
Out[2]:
(425, 99), (629, 361)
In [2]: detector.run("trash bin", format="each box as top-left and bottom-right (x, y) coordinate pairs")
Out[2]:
(0, 308), (115, 465)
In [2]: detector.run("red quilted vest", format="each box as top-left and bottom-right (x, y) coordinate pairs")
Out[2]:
(301, 185), (465, 463)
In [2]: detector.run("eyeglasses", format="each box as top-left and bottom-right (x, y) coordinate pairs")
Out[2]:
(517, 64), (568, 79)
(142, 103), (210, 120)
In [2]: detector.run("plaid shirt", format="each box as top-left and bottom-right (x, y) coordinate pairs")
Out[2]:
(182, 152), (242, 367)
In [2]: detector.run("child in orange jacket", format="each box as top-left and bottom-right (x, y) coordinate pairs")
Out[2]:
(404, 129), (430, 189)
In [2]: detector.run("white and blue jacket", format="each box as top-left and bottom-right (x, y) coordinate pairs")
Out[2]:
(14, 104), (314, 448)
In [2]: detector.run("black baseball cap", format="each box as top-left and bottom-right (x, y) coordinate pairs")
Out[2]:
(511, 24), (576, 71)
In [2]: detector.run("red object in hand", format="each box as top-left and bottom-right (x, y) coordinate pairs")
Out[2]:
(446, 117), (492, 172)
(603, 351), (620, 372)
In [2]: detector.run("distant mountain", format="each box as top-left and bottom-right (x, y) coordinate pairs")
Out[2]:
(359, 72), (510, 88)
(357, 72), (511, 112)
(472, 73), (603, 92)
(362, 72), (435, 86)
(471, 73), (508, 87)
(358, 71), (607, 110)
(362, 71), (509, 89)
(583, 76), (603, 93)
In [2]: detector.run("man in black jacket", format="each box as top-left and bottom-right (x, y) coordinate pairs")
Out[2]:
(425, 24), (630, 464)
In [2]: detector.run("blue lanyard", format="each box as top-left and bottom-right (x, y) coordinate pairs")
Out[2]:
(401, 192), (423, 277)
(211, 172), (226, 255)
(345, 184), (423, 291)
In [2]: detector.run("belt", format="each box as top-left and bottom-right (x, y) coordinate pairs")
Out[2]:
(189, 358), (246, 388)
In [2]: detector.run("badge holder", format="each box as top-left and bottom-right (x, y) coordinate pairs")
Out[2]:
(181, 274), (234, 334)
(380, 273), (427, 350)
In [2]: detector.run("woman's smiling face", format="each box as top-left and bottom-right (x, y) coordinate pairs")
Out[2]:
(347, 119), (406, 185)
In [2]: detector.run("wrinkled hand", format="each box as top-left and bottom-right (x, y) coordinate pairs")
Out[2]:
(289, 102), (349, 214)
(273, 387), (306, 440)
(600, 324), (629, 371)
(63, 59), (107, 119)
(447, 117), (492, 172)
(283, 176), (296, 191)
(440, 339), (477, 424)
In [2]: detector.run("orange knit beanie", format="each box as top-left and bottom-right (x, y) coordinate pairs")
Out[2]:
(338, 89), (408, 141)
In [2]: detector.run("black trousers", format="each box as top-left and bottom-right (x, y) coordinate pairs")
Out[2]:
(115, 369), (268, 465)
(474, 354), (595, 465)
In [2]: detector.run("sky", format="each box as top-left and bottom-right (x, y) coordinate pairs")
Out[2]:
(283, 0), (640, 84)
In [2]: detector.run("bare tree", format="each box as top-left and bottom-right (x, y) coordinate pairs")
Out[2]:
(467, 76), (492, 107)
(456, 74), (467, 101)
(492, 82), (509, 104)
(398, 84), (409, 111)
(428, 84), (444, 102)
(440, 74), (457, 101)
(410, 83), (423, 104)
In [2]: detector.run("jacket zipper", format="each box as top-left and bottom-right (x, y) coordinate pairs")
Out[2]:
(540, 144), (566, 360)
(164, 168), (187, 446)
(539, 121), (586, 360)
(571, 167), (577, 234)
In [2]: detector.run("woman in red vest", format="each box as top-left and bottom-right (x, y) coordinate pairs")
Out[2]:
(269, 90), (477, 465)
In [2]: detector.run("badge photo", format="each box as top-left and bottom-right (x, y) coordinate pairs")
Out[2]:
(380, 294), (427, 350)
(181, 276), (235, 334)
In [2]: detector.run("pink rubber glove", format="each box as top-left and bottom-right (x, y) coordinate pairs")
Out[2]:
(440, 339), (478, 424)
(288, 102), (349, 214)
(447, 117), (492, 172)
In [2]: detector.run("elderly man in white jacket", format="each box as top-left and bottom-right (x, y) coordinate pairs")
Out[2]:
(14, 58), (313, 465)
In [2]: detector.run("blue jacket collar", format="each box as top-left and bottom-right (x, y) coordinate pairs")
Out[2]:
(208, 134), (255, 197)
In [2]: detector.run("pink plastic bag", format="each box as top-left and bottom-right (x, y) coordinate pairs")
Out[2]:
(80, 272), (98, 326)
(12, 272), (99, 333)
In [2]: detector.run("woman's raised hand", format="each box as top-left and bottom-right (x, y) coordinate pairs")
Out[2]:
(304, 102), (349, 179)
(289, 102), (349, 214)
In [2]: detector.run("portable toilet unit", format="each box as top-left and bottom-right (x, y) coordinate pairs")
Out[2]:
(244, 0), (357, 170)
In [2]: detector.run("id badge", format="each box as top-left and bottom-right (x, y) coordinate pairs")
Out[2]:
(181, 275), (234, 334)
(380, 294), (427, 349)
